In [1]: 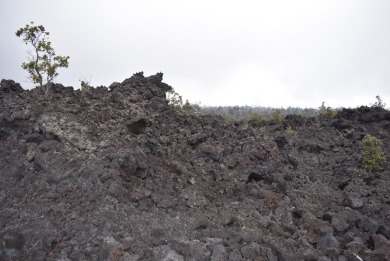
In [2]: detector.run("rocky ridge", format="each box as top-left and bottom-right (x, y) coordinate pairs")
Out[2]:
(0, 73), (389, 260)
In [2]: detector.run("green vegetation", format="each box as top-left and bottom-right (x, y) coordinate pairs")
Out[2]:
(166, 89), (197, 114)
(271, 108), (284, 122)
(248, 113), (264, 128)
(284, 124), (297, 136)
(362, 134), (387, 172)
(79, 76), (92, 93)
(200, 105), (318, 121)
(80, 81), (90, 93)
(318, 102), (338, 120)
(167, 89), (184, 111)
(16, 22), (69, 93)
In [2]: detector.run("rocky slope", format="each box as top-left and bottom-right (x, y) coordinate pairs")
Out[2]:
(0, 73), (389, 261)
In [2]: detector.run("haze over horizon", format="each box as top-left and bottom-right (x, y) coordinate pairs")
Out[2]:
(1, 0), (389, 109)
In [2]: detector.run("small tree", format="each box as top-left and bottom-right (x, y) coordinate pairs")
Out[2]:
(166, 89), (195, 114)
(166, 89), (183, 112)
(16, 22), (69, 93)
(79, 76), (92, 93)
(318, 102), (337, 120)
(182, 100), (195, 114)
(362, 134), (387, 172)
(372, 95), (386, 108)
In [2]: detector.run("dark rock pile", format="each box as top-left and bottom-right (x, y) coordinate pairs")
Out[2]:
(0, 73), (389, 261)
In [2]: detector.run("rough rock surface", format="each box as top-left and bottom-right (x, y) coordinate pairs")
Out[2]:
(0, 73), (389, 261)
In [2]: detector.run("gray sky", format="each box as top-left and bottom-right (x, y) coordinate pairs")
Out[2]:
(1, 0), (389, 108)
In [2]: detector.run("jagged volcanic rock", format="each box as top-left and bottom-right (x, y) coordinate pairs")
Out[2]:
(0, 73), (389, 260)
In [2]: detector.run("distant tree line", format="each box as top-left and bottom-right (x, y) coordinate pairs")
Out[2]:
(197, 105), (319, 121)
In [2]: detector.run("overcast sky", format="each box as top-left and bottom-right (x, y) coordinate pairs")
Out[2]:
(1, 0), (389, 108)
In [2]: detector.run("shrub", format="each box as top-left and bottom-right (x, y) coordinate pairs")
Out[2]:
(248, 113), (264, 128)
(79, 77), (91, 93)
(16, 22), (69, 93)
(362, 134), (387, 172)
(80, 81), (90, 93)
(272, 108), (284, 122)
(182, 100), (195, 114)
(166, 89), (195, 114)
(284, 124), (296, 136)
(167, 89), (183, 111)
(318, 102), (337, 120)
